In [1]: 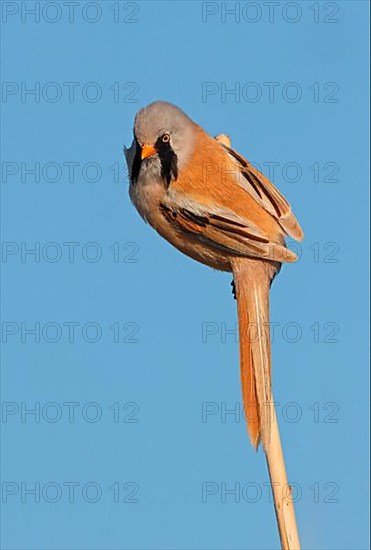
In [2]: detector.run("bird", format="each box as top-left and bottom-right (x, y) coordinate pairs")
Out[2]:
(124, 100), (303, 450)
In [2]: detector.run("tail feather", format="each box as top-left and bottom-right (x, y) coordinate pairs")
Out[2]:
(233, 259), (275, 450)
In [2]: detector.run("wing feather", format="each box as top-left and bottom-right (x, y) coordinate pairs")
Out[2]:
(160, 202), (297, 263)
(222, 144), (304, 241)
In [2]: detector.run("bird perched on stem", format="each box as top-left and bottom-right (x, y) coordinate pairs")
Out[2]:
(124, 100), (303, 450)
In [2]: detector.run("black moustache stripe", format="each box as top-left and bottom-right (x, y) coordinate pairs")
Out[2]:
(131, 138), (142, 184)
(155, 136), (178, 187)
(130, 136), (178, 187)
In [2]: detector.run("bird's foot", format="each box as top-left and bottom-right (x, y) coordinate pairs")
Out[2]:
(231, 279), (236, 300)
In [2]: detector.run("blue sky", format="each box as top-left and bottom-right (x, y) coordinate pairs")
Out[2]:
(1, 1), (369, 549)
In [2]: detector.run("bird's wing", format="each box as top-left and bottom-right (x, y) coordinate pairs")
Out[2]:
(159, 129), (303, 262)
(220, 143), (304, 242)
(160, 197), (297, 263)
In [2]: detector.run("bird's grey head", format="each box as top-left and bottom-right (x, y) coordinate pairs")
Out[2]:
(125, 101), (197, 187)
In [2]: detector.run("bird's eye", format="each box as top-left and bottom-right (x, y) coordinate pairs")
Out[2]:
(161, 133), (170, 143)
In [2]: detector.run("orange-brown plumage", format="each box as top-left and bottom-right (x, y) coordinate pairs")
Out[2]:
(126, 101), (303, 449)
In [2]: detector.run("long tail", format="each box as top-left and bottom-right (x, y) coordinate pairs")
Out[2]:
(232, 258), (276, 450)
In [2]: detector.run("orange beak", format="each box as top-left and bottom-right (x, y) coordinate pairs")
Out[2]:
(141, 144), (156, 160)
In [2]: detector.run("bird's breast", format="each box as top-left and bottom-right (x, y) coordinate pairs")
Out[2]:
(129, 175), (164, 225)
(129, 177), (232, 272)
